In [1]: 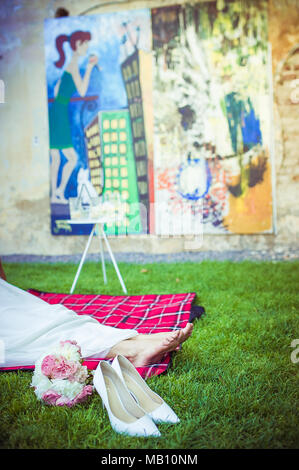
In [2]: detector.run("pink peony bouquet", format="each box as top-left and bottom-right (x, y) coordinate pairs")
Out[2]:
(31, 340), (93, 407)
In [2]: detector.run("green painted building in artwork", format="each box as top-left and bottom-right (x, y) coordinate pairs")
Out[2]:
(121, 49), (150, 233)
(84, 115), (104, 196)
(98, 109), (142, 235)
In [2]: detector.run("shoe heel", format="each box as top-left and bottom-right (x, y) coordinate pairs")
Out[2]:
(130, 390), (139, 404)
(94, 361), (161, 437)
(112, 355), (180, 425)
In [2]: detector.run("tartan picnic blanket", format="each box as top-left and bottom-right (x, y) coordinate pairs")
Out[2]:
(2, 289), (204, 379)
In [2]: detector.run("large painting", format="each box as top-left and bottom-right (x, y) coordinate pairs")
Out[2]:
(44, 0), (275, 236)
(44, 9), (153, 235)
(152, 0), (274, 234)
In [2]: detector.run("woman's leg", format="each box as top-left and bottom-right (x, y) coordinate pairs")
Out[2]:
(55, 147), (77, 203)
(50, 149), (61, 203)
(105, 323), (194, 367)
(0, 280), (194, 368)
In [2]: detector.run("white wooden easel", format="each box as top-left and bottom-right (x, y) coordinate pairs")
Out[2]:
(66, 218), (127, 295)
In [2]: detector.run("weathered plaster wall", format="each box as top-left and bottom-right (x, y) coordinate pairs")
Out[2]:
(0, 0), (298, 256)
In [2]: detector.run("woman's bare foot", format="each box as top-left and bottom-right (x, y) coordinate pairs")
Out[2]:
(106, 323), (194, 367)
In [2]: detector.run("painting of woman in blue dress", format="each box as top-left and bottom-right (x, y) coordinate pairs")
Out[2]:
(49, 30), (99, 204)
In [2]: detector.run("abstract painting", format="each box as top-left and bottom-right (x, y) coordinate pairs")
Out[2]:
(152, 0), (274, 234)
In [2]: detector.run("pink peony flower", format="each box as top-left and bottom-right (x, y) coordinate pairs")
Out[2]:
(51, 358), (79, 380)
(42, 390), (61, 406)
(41, 354), (80, 380)
(72, 385), (93, 405)
(56, 396), (74, 407)
(41, 355), (57, 377)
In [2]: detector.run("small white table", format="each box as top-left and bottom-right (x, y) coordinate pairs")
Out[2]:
(65, 218), (127, 295)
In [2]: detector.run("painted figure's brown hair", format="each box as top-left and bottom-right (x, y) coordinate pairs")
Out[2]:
(54, 31), (91, 68)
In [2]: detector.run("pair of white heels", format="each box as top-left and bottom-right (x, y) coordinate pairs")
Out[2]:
(93, 355), (180, 437)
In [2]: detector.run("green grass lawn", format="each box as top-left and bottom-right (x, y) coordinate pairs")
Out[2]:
(0, 260), (298, 449)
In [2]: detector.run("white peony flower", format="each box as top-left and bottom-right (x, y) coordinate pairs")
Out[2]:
(31, 373), (52, 399)
(52, 342), (81, 363)
(74, 365), (89, 383)
(50, 379), (83, 399)
(34, 354), (47, 374)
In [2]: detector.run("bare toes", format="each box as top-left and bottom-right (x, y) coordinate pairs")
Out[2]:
(171, 329), (180, 338)
(184, 323), (193, 336)
(163, 333), (179, 347)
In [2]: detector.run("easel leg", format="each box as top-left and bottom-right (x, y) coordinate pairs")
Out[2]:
(70, 224), (96, 294)
(100, 225), (127, 294)
(98, 224), (107, 284)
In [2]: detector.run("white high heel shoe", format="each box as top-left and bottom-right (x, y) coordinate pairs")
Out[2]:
(112, 355), (180, 425)
(93, 361), (161, 437)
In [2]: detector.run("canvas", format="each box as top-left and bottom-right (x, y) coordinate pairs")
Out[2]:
(152, 0), (275, 234)
(44, 8), (153, 236)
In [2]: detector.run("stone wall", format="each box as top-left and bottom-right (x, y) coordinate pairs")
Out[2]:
(268, 0), (299, 252)
(0, 0), (298, 256)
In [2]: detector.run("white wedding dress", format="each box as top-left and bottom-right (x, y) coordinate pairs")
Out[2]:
(0, 279), (138, 368)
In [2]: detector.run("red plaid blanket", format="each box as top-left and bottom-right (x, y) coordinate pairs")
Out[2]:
(3, 290), (199, 379)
